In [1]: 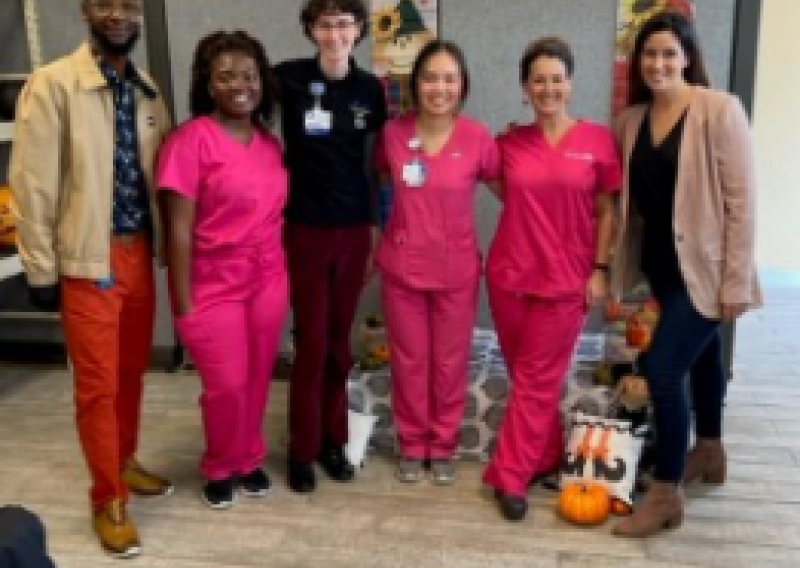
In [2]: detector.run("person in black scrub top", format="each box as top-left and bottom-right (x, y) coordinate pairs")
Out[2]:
(274, 0), (388, 494)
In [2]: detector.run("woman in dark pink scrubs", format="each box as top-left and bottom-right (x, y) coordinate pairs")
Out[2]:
(482, 37), (621, 521)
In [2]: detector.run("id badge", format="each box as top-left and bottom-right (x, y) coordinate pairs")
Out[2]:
(402, 159), (426, 188)
(304, 108), (332, 136)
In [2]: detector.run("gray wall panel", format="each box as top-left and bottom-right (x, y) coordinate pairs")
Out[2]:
(695, 0), (737, 89)
(113, 0), (746, 335)
(1, 0), (740, 346)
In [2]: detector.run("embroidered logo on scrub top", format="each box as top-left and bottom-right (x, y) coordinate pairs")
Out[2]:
(350, 103), (371, 130)
(564, 151), (595, 162)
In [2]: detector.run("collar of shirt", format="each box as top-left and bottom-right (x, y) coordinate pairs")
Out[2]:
(313, 56), (359, 87)
(97, 58), (157, 100)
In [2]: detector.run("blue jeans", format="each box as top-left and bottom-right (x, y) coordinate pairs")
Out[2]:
(639, 280), (725, 483)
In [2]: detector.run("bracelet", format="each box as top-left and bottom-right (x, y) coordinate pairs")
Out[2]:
(593, 262), (609, 273)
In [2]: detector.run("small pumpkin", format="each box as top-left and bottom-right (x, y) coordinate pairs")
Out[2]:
(557, 482), (611, 526)
(610, 497), (633, 516)
(0, 185), (16, 247)
(372, 344), (390, 362)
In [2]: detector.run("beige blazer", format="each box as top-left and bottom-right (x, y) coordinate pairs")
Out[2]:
(9, 43), (171, 286)
(612, 86), (762, 320)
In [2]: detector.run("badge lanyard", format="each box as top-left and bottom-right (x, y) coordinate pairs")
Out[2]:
(304, 81), (332, 136)
(402, 137), (427, 188)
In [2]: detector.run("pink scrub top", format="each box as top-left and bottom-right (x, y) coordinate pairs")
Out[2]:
(374, 114), (500, 290)
(156, 116), (288, 262)
(487, 121), (622, 298)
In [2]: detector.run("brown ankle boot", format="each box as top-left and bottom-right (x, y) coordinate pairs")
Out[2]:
(613, 480), (683, 538)
(683, 439), (726, 485)
(93, 498), (141, 557)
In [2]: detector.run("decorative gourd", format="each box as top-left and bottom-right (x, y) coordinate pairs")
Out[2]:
(0, 185), (16, 247)
(610, 497), (633, 516)
(625, 313), (652, 349)
(615, 375), (650, 412)
(557, 482), (611, 526)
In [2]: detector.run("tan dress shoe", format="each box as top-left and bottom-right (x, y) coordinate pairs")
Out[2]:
(613, 480), (683, 538)
(93, 498), (141, 558)
(683, 439), (726, 485)
(122, 458), (174, 497)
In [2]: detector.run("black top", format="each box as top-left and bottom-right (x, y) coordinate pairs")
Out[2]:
(629, 109), (688, 288)
(275, 57), (387, 226)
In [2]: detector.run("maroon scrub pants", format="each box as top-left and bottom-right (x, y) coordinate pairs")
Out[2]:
(285, 222), (371, 463)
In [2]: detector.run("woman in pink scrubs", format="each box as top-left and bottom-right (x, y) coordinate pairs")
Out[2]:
(374, 40), (499, 485)
(482, 37), (621, 521)
(157, 32), (288, 509)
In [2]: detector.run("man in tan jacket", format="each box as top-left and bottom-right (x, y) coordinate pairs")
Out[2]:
(9, 0), (171, 558)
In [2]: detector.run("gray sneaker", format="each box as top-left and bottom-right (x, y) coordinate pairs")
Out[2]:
(430, 459), (456, 485)
(396, 457), (424, 483)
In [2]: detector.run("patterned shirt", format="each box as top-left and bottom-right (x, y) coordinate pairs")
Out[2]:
(99, 60), (153, 234)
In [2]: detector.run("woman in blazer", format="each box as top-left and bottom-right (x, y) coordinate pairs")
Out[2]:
(612, 11), (760, 537)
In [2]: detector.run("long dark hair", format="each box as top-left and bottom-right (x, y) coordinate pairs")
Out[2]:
(409, 39), (471, 110)
(189, 31), (279, 126)
(627, 10), (710, 105)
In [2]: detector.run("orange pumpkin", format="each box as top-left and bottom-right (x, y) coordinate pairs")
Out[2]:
(557, 482), (611, 526)
(610, 497), (633, 516)
(372, 344), (390, 362)
(0, 185), (16, 247)
(625, 314), (652, 350)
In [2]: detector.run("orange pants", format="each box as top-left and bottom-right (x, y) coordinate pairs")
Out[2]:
(60, 235), (155, 509)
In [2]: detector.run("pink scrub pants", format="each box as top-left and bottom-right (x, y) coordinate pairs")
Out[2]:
(382, 275), (478, 459)
(175, 247), (288, 481)
(482, 280), (585, 496)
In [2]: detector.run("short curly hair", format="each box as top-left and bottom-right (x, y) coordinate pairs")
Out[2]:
(300, 0), (368, 44)
(189, 30), (279, 127)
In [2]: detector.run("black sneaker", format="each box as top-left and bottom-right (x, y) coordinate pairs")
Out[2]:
(239, 468), (271, 497)
(317, 445), (355, 482)
(494, 489), (528, 522)
(202, 477), (235, 509)
(287, 459), (316, 494)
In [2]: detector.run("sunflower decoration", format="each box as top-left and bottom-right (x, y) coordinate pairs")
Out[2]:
(371, 6), (401, 43)
(616, 0), (668, 55)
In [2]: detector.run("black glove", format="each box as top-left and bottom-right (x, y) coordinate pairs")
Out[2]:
(27, 282), (60, 312)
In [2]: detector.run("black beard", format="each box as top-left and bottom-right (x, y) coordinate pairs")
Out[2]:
(90, 25), (140, 57)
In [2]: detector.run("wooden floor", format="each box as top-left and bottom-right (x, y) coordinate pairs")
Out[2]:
(2, 272), (800, 567)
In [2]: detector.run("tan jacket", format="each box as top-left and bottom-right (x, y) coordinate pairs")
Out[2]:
(612, 86), (762, 319)
(9, 42), (171, 286)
